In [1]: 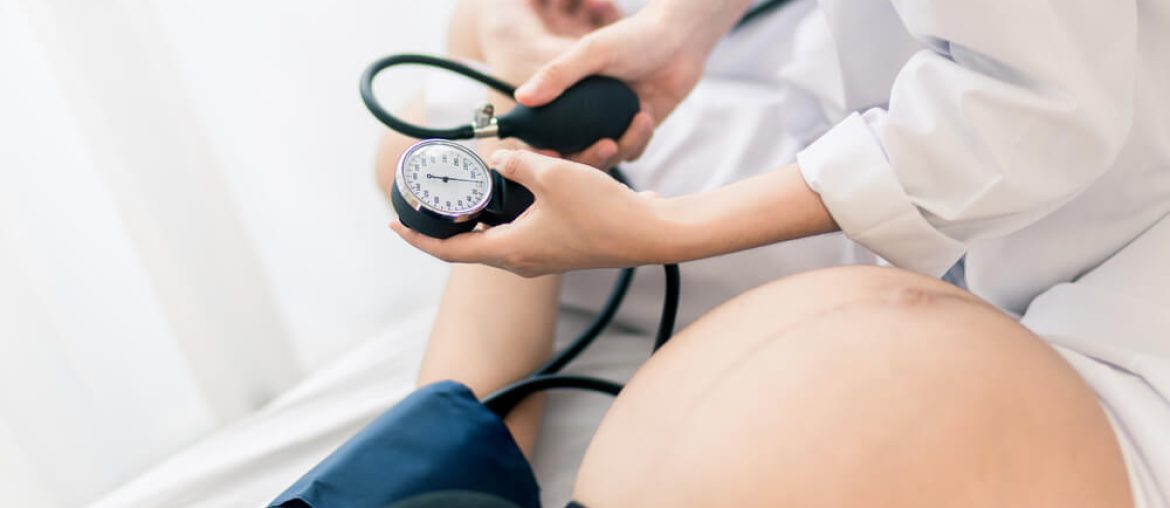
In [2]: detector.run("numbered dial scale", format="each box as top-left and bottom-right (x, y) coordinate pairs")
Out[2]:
(391, 139), (534, 239)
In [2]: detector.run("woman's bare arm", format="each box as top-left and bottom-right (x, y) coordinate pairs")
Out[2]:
(374, 0), (622, 454)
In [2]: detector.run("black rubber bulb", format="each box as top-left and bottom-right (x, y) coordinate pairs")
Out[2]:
(497, 76), (639, 154)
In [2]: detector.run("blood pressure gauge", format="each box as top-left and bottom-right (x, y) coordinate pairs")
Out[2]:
(391, 139), (534, 239)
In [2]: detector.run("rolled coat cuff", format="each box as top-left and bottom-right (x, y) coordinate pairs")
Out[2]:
(797, 110), (966, 276)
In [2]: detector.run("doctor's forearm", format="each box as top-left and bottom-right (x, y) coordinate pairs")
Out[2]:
(654, 163), (839, 262)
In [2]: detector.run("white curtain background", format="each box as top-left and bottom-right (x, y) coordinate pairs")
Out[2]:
(0, 0), (457, 506)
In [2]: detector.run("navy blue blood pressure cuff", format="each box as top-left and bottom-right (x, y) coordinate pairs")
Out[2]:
(270, 381), (540, 508)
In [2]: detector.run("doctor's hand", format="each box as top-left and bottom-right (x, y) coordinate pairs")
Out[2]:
(515, 0), (751, 168)
(389, 150), (668, 277)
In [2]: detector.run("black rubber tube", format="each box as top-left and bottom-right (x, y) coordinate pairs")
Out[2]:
(654, 264), (681, 351)
(537, 268), (635, 375)
(736, 0), (798, 30)
(483, 375), (624, 417)
(359, 54), (514, 140)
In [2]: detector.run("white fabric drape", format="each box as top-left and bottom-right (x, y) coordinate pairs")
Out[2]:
(0, 1), (455, 506)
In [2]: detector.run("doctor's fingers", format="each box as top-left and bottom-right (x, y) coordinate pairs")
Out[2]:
(390, 222), (550, 277)
(571, 139), (619, 169)
(490, 149), (565, 189)
(563, 111), (653, 169)
(569, 110), (654, 169)
(389, 221), (509, 266)
(515, 31), (612, 106)
(620, 110), (655, 161)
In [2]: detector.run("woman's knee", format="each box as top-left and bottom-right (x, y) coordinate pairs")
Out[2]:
(573, 266), (1129, 507)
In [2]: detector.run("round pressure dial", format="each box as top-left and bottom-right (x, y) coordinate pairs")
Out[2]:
(397, 140), (492, 218)
(392, 139), (536, 240)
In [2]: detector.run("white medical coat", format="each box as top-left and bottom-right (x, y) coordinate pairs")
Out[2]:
(795, 0), (1170, 314)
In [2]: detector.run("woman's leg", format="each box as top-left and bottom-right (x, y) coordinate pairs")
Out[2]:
(573, 266), (1132, 507)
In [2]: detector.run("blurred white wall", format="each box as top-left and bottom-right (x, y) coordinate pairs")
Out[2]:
(144, 0), (461, 369)
(0, 0), (457, 506)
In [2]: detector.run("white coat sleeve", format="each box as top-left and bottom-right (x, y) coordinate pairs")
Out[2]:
(796, 0), (1137, 276)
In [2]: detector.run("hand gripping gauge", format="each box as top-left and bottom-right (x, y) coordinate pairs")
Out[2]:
(390, 139), (534, 239)
(362, 55), (637, 239)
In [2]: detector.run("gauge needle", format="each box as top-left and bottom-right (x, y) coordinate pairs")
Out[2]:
(427, 173), (477, 183)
